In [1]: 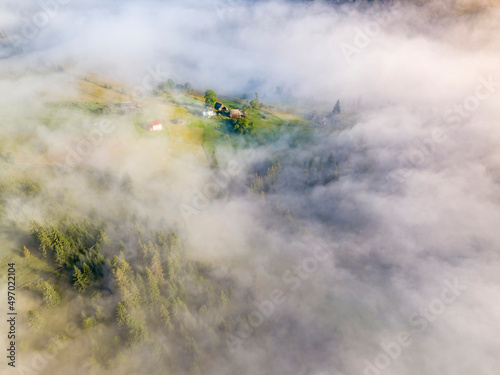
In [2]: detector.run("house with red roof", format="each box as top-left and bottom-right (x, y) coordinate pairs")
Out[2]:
(148, 120), (162, 132)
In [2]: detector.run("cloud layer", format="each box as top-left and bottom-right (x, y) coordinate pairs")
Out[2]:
(1, 1), (500, 374)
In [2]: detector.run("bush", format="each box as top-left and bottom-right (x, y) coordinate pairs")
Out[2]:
(231, 117), (254, 134)
(27, 310), (45, 333)
(19, 180), (42, 199)
(83, 317), (98, 330)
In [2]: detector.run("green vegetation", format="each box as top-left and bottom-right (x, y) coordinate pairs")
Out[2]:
(231, 117), (254, 134)
(18, 179), (42, 199)
(27, 309), (45, 333)
(68, 102), (106, 114)
(158, 79), (175, 92)
(333, 99), (341, 114)
(204, 90), (217, 108)
(0, 73), (348, 374)
(210, 151), (219, 169)
(43, 281), (61, 307)
(30, 218), (107, 274)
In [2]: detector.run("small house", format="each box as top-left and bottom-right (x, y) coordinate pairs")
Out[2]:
(229, 109), (244, 118)
(148, 120), (162, 131)
(214, 102), (223, 111)
(203, 108), (215, 118)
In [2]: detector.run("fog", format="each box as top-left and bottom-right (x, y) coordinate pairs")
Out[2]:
(1, 0), (500, 374)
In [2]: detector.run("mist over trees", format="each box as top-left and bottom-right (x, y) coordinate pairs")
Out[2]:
(1, 0), (499, 375)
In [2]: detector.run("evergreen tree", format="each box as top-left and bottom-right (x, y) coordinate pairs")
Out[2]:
(220, 290), (228, 310)
(73, 266), (84, 291)
(123, 275), (143, 308)
(265, 162), (281, 188)
(113, 267), (129, 290)
(39, 231), (50, 258)
(43, 282), (61, 307)
(83, 263), (94, 284)
(150, 251), (165, 283)
(97, 229), (109, 246)
(82, 317), (97, 330)
(116, 302), (128, 326)
(333, 99), (341, 115)
(113, 258), (132, 290)
(120, 173), (134, 195)
(167, 254), (180, 282)
(327, 153), (335, 166)
(210, 151), (219, 170)
(160, 304), (174, 333)
(73, 263), (94, 292)
(146, 267), (160, 305)
(172, 297), (188, 324)
(250, 174), (264, 193)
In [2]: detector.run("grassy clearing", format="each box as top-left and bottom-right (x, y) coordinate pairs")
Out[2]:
(29, 72), (312, 163)
(76, 77), (130, 103)
(171, 94), (204, 108)
(0, 245), (57, 286)
(220, 99), (243, 109)
(188, 119), (223, 152)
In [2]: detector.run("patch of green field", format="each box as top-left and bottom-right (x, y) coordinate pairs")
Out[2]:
(76, 77), (130, 103)
(171, 94), (204, 108)
(0, 245), (57, 286)
(56, 102), (106, 115)
(220, 99), (243, 109)
(188, 119), (223, 151)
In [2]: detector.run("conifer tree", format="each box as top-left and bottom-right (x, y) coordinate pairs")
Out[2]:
(116, 302), (128, 326)
(220, 290), (228, 310)
(327, 153), (335, 166)
(43, 282), (61, 307)
(73, 263), (94, 292)
(210, 151), (219, 170)
(82, 263), (94, 285)
(146, 267), (160, 305)
(73, 266), (84, 291)
(160, 304), (174, 333)
(333, 99), (341, 114)
(151, 251), (165, 283)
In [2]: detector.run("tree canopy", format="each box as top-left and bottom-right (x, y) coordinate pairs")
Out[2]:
(232, 117), (254, 134)
(204, 90), (217, 108)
